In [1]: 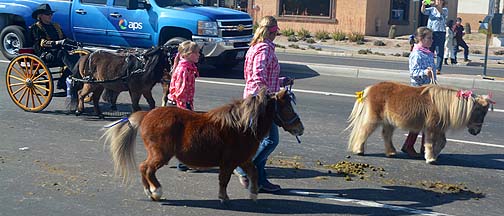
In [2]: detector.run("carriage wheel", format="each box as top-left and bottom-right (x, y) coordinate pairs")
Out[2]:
(5, 54), (53, 112)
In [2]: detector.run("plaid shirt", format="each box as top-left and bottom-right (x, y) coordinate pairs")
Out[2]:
(243, 39), (281, 98)
(168, 58), (199, 110)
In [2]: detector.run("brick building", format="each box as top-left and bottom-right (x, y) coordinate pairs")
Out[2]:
(202, 0), (461, 37)
(458, 0), (504, 33)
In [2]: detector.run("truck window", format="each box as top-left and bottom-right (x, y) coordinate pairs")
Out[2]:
(113, 0), (127, 7)
(81, 0), (107, 5)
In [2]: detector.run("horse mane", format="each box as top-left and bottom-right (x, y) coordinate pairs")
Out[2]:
(422, 85), (475, 130)
(207, 88), (269, 134)
(142, 46), (170, 82)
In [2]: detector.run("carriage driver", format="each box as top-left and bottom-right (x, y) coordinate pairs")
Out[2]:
(30, 3), (80, 93)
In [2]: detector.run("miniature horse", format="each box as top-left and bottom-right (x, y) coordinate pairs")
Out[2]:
(70, 46), (174, 118)
(346, 81), (494, 164)
(101, 88), (304, 202)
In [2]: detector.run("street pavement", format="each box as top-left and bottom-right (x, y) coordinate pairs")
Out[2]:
(1, 52), (503, 216)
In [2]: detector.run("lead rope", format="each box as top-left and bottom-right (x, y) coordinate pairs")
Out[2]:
(285, 84), (301, 144)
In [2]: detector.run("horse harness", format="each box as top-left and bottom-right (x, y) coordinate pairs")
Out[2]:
(72, 50), (145, 84)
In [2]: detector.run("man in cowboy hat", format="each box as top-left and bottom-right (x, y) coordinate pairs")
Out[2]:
(30, 3), (80, 92)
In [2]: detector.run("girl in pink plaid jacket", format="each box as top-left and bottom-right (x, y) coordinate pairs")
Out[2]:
(167, 41), (200, 111)
(167, 41), (200, 172)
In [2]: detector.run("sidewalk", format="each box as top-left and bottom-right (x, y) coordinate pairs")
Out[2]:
(273, 34), (504, 91)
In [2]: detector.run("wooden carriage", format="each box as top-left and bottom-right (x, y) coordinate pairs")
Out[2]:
(4, 46), (89, 112)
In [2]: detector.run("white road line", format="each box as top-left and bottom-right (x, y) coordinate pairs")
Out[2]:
(197, 79), (504, 113)
(289, 190), (452, 216)
(405, 134), (504, 148)
(0, 60), (9, 63)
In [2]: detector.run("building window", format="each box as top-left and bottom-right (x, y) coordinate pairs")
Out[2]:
(279, 0), (331, 18)
(389, 0), (409, 25)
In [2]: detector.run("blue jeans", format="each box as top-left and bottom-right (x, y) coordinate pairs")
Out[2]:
(430, 31), (446, 72)
(235, 123), (279, 186)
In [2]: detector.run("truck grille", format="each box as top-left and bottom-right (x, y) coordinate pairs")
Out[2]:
(217, 19), (253, 38)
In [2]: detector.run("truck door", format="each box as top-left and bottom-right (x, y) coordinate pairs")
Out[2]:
(106, 0), (154, 48)
(71, 0), (110, 45)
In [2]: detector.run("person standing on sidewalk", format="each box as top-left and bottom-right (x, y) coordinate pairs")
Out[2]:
(233, 16), (293, 192)
(421, 0), (448, 75)
(402, 27), (437, 157)
(453, 17), (470, 62)
(444, 20), (457, 65)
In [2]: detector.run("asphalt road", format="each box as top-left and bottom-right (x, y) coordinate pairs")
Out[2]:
(276, 52), (504, 78)
(1, 54), (503, 216)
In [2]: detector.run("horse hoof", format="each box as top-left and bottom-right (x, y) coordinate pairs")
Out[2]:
(355, 152), (365, 156)
(425, 159), (437, 165)
(150, 187), (163, 201)
(144, 188), (152, 198)
(385, 152), (397, 157)
(75, 110), (82, 116)
(249, 193), (258, 202)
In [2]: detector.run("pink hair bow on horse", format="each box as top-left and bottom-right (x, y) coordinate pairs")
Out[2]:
(456, 90), (473, 99)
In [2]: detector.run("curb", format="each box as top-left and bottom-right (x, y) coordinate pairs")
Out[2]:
(279, 60), (504, 92)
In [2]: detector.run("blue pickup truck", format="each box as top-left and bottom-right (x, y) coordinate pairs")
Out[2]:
(0, 0), (253, 68)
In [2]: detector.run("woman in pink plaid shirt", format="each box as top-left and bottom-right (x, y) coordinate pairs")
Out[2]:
(234, 16), (293, 192)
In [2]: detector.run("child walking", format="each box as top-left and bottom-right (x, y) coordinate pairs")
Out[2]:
(401, 27), (437, 157)
(444, 20), (457, 65)
(167, 40), (201, 171)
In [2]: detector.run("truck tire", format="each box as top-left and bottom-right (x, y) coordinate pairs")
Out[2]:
(1, 25), (27, 60)
(163, 37), (188, 47)
(214, 60), (240, 70)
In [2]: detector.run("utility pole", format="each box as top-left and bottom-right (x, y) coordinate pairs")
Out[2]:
(482, 0), (496, 79)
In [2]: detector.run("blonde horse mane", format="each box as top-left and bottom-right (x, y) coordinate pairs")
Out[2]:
(422, 85), (475, 131)
(208, 88), (269, 135)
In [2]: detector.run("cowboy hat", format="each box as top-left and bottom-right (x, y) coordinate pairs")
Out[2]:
(31, 4), (55, 19)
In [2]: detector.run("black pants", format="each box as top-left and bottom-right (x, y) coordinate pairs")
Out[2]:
(43, 50), (80, 89)
(454, 39), (469, 60)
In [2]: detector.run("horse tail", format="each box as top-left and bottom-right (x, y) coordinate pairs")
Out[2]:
(345, 87), (371, 153)
(66, 55), (87, 110)
(101, 111), (148, 183)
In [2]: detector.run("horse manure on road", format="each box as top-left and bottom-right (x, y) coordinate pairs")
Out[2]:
(324, 161), (483, 196)
(324, 161), (386, 181)
(268, 155), (304, 169)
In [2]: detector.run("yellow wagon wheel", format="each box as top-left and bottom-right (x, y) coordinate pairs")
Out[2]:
(5, 54), (53, 112)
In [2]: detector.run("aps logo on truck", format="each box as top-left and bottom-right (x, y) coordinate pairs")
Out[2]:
(118, 19), (143, 30)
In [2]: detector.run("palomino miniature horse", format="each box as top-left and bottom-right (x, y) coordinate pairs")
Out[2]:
(101, 88), (304, 202)
(347, 81), (494, 164)
(70, 46), (174, 118)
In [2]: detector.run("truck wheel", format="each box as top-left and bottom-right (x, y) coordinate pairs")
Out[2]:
(214, 60), (240, 70)
(1, 25), (27, 60)
(163, 37), (188, 47)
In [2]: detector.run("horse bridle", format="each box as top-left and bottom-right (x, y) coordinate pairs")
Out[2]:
(273, 89), (299, 128)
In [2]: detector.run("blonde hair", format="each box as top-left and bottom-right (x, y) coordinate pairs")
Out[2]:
(250, 16), (278, 46)
(172, 40), (200, 72)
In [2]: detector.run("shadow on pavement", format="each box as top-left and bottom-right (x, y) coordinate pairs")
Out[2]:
(198, 62), (320, 80)
(157, 185), (482, 215)
(361, 152), (504, 171)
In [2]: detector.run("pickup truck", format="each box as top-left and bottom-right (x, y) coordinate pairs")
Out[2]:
(0, 0), (253, 69)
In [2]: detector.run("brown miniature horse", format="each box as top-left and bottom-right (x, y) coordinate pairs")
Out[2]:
(347, 81), (494, 164)
(70, 46), (174, 118)
(101, 88), (304, 202)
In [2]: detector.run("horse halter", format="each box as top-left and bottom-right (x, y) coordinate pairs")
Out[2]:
(273, 88), (299, 127)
